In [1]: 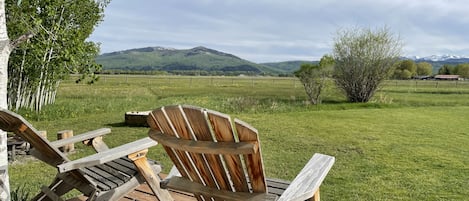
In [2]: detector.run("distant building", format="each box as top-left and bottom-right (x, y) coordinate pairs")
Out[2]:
(413, 75), (432, 80)
(434, 75), (462, 80)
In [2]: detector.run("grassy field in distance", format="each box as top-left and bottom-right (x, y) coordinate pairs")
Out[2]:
(8, 75), (469, 200)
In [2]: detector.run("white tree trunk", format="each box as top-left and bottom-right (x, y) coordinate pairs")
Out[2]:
(0, 0), (10, 200)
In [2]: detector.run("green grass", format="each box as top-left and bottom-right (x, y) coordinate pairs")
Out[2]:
(8, 75), (469, 200)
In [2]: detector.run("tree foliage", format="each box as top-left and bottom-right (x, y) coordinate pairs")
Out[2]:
(438, 64), (455, 75)
(416, 62), (433, 76)
(392, 60), (416, 79)
(333, 27), (402, 102)
(6, 0), (109, 111)
(454, 63), (469, 78)
(294, 55), (333, 104)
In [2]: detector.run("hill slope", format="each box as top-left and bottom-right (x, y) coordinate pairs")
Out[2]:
(261, 60), (317, 73)
(96, 46), (284, 75)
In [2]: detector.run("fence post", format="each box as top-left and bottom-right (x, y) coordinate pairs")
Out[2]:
(39, 131), (47, 139)
(57, 130), (74, 153)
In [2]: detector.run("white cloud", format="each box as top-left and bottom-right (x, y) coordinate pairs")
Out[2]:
(89, 0), (469, 62)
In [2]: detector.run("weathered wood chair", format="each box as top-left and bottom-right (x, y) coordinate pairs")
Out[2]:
(0, 109), (173, 201)
(147, 105), (335, 201)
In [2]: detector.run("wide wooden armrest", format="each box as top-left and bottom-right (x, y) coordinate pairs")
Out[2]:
(277, 153), (335, 201)
(57, 137), (157, 173)
(163, 176), (278, 201)
(50, 128), (111, 148)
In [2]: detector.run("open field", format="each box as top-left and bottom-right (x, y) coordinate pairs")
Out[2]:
(8, 75), (469, 200)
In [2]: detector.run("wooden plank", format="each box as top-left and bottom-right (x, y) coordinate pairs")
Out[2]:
(128, 149), (174, 201)
(85, 136), (110, 152)
(118, 174), (198, 201)
(95, 163), (132, 184)
(106, 160), (137, 177)
(277, 153), (335, 201)
(149, 109), (190, 179)
(149, 130), (258, 154)
(57, 137), (157, 173)
(207, 109), (250, 193)
(73, 182), (198, 201)
(57, 130), (75, 153)
(165, 167), (291, 199)
(113, 157), (136, 170)
(182, 106), (232, 191)
(86, 166), (122, 189)
(149, 107), (205, 201)
(82, 168), (114, 191)
(163, 106), (213, 201)
(164, 176), (278, 201)
(235, 118), (267, 193)
(40, 185), (65, 201)
(51, 128), (111, 148)
(0, 110), (69, 166)
(56, 171), (97, 196)
(266, 178), (290, 197)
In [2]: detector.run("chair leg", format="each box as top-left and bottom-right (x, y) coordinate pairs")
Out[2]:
(128, 149), (174, 201)
(313, 189), (320, 201)
(305, 189), (320, 201)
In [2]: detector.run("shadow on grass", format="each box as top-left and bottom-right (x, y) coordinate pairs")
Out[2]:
(106, 122), (148, 128)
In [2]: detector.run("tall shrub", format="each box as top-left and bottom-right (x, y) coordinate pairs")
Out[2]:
(333, 27), (402, 102)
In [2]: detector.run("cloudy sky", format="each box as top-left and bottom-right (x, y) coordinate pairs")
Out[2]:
(88, 0), (469, 63)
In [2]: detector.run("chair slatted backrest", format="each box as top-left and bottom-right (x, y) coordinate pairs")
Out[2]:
(0, 109), (68, 166)
(147, 105), (267, 198)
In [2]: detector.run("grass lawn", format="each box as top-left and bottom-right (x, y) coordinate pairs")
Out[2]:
(8, 75), (469, 200)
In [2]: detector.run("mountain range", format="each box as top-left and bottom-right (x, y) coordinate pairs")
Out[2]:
(96, 46), (469, 75)
(96, 46), (316, 75)
(407, 55), (469, 62)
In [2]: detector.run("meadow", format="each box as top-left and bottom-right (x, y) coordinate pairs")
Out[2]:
(8, 75), (469, 200)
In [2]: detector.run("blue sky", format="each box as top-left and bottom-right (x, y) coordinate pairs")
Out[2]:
(88, 0), (469, 63)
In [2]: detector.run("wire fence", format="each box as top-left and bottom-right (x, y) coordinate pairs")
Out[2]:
(72, 74), (469, 91)
(98, 75), (303, 89)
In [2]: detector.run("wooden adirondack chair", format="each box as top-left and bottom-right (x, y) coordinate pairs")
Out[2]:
(0, 109), (173, 201)
(147, 105), (335, 201)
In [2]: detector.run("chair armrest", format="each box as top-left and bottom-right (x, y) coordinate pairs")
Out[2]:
(50, 128), (111, 148)
(277, 153), (335, 201)
(57, 137), (157, 173)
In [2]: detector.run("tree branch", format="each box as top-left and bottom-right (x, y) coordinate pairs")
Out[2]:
(10, 31), (34, 48)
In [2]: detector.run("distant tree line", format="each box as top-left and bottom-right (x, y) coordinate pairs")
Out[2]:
(392, 60), (433, 79)
(391, 59), (469, 79)
(100, 69), (273, 76)
(437, 63), (469, 78)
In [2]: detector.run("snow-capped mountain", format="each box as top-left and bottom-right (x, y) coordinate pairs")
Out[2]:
(408, 55), (469, 62)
